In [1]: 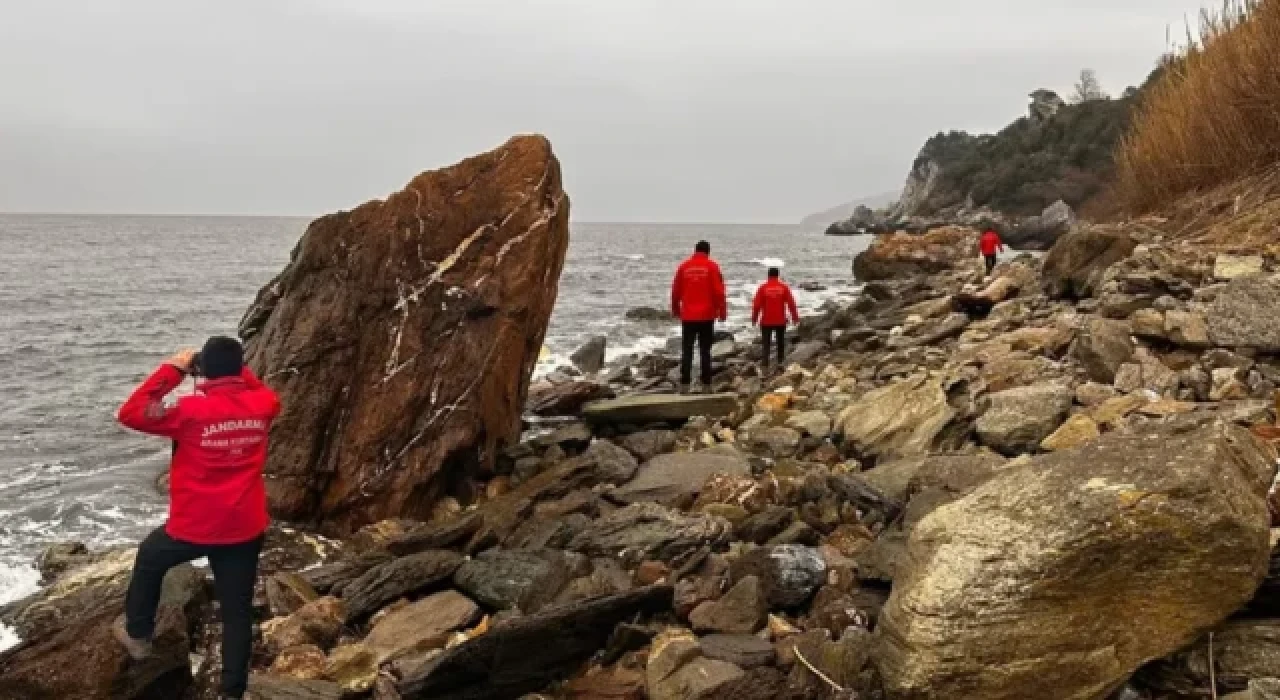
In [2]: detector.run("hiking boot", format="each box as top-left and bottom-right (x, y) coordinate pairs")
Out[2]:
(112, 614), (153, 661)
(678, 384), (691, 395)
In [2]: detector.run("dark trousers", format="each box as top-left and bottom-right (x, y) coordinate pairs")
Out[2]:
(680, 320), (715, 386)
(761, 325), (786, 366)
(125, 527), (263, 699)
(984, 253), (997, 275)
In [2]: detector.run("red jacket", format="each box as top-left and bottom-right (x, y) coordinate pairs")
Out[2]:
(118, 363), (280, 545)
(671, 252), (728, 322)
(980, 230), (1004, 256)
(752, 278), (800, 327)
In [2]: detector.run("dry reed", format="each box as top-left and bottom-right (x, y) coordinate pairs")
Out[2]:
(1117, 0), (1280, 212)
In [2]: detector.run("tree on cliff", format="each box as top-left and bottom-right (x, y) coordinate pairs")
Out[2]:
(1071, 69), (1108, 103)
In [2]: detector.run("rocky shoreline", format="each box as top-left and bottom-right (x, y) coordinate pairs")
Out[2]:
(9, 194), (1280, 697)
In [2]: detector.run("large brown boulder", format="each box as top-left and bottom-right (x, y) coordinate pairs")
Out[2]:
(852, 227), (979, 282)
(1041, 225), (1137, 299)
(873, 421), (1275, 700)
(240, 135), (570, 532)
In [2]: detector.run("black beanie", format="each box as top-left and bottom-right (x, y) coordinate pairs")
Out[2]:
(199, 336), (244, 379)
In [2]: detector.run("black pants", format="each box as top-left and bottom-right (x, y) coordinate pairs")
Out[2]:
(761, 325), (786, 366)
(680, 320), (715, 386)
(125, 528), (263, 699)
(984, 253), (997, 275)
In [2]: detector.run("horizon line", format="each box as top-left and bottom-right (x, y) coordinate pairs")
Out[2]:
(0, 211), (809, 227)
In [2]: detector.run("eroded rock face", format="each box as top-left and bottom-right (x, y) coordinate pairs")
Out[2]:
(241, 135), (570, 532)
(853, 227), (978, 282)
(873, 421), (1275, 700)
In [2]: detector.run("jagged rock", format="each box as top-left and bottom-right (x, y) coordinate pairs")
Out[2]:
(397, 585), (673, 700)
(1212, 368), (1251, 401)
(1129, 308), (1166, 339)
(853, 227), (978, 282)
(1041, 226), (1137, 299)
(324, 644), (378, 695)
(33, 541), (94, 585)
(341, 550), (463, 622)
(736, 507), (796, 545)
(0, 553), (206, 700)
(1039, 414), (1101, 452)
(873, 421), (1275, 700)
(613, 451), (750, 506)
(379, 515), (481, 560)
(690, 576), (768, 634)
(1073, 318), (1135, 383)
(975, 384), (1072, 455)
(1209, 276), (1280, 351)
(836, 376), (956, 461)
(570, 336), (607, 374)
(1023, 200), (1077, 248)
(247, 673), (344, 699)
(240, 135), (570, 532)
(364, 591), (481, 663)
(750, 427), (803, 458)
(728, 545), (827, 608)
(785, 627), (875, 697)
(1165, 310), (1210, 348)
(700, 634), (777, 669)
(568, 503), (734, 567)
(300, 550), (396, 594)
(528, 381), (617, 416)
(650, 657), (744, 700)
(618, 430), (678, 461)
(267, 571), (321, 617)
(1215, 254), (1265, 280)
(562, 667), (646, 699)
(269, 644), (329, 680)
(582, 393), (739, 426)
(1075, 382), (1119, 407)
(453, 548), (586, 612)
(626, 306), (672, 322)
(262, 596), (346, 654)
(537, 422), (593, 449)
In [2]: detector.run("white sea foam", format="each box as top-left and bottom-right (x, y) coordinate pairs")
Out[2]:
(749, 258), (786, 268)
(623, 254), (645, 261)
(0, 561), (40, 652)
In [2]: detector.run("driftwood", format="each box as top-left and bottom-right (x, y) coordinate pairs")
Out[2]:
(954, 275), (1020, 316)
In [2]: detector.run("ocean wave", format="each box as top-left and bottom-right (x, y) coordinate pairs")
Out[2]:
(0, 561), (39, 652)
(748, 258), (786, 268)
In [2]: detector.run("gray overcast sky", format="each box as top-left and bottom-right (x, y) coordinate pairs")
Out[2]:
(0, 1), (1209, 222)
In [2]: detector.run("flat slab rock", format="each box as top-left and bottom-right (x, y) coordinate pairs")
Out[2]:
(247, 673), (343, 699)
(582, 393), (738, 426)
(396, 585), (673, 700)
(612, 451), (750, 506)
(341, 549), (463, 622)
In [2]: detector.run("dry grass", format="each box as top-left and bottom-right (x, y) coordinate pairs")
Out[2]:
(1117, 0), (1280, 213)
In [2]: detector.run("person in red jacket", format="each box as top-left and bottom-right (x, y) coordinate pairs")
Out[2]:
(980, 227), (1005, 276)
(671, 240), (727, 392)
(752, 267), (800, 370)
(112, 336), (280, 700)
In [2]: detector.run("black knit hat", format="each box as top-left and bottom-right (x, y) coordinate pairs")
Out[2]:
(198, 336), (244, 379)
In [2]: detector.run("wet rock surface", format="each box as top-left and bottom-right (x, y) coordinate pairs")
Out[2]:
(241, 134), (571, 532)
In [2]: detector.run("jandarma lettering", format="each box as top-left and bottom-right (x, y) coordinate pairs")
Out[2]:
(201, 419), (267, 438)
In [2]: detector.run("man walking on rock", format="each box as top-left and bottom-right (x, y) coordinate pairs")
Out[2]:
(980, 226), (1005, 277)
(671, 240), (727, 393)
(112, 336), (280, 700)
(752, 267), (799, 372)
